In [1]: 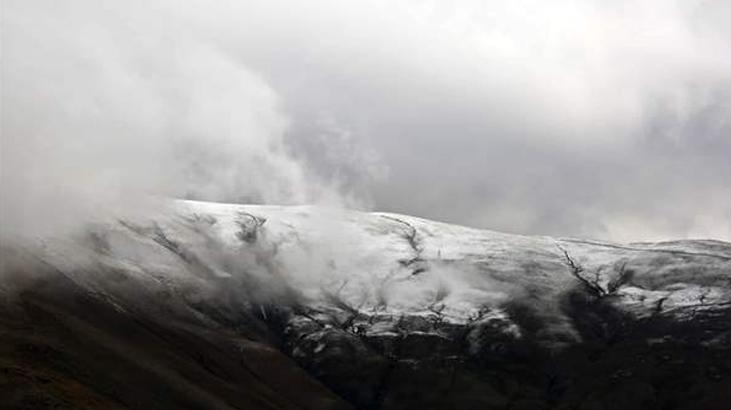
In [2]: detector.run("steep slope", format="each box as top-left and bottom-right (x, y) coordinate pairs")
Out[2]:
(2, 200), (731, 409)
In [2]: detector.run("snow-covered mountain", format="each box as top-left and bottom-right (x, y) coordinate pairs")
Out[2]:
(3, 200), (731, 409)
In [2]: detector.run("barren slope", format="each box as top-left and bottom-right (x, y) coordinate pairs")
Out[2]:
(2, 200), (731, 409)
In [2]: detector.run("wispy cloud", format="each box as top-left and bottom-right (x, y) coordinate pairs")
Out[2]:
(2, 0), (730, 241)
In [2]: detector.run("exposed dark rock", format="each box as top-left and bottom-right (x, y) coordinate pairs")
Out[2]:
(2, 202), (731, 409)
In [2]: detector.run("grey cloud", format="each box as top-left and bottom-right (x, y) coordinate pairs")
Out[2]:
(2, 0), (730, 242)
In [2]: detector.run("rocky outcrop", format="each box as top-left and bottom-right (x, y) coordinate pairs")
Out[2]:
(2, 200), (731, 409)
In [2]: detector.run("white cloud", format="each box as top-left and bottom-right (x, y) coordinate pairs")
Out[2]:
(2, 0), (730, 241)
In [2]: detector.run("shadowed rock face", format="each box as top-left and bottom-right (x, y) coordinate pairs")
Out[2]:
(2, 200), (731, 409)
(274, 289), (731, 410)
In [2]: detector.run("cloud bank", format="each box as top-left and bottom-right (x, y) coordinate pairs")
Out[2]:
(2, 0), (730, 241)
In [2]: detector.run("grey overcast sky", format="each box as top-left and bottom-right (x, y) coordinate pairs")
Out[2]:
(2, 0), (731, 242)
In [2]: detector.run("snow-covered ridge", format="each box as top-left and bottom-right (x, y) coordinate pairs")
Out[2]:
(4, 199), (731, 409)
(8, 199), (731, 345)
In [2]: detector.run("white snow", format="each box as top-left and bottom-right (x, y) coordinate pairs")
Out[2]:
(14, 199), (731, 340)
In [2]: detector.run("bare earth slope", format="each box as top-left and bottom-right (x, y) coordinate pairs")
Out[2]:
(2, 200), (731, 409)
